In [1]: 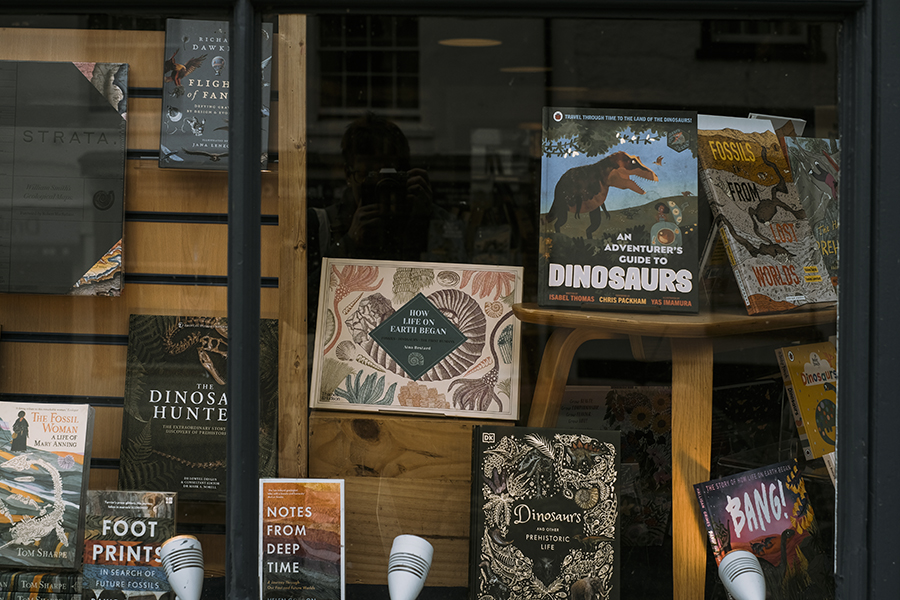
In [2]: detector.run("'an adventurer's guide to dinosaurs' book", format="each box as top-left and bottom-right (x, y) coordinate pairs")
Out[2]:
(693, 460), (834, 599)
(159, 18), (274, 170)
(470, 425), (620, 600)
(260, 479), (345, 600)
(0, 401), (95, 570)
(0, 60), (127, 295)
(310, 258), (524, 420)
(539, 107), (700, 313)
(697, 115), (837, 315)
(118, 314), (279, 502)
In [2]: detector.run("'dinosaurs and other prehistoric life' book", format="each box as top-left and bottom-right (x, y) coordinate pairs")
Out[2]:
(775, 341), (837, 461)
(0, 60), (127, 295)
(0, 401), (95, 571)
(471, 425), (620, 600)
(694, 460), (834, 599)
(159, 18), (273, 170)
(118, 314), (278, 502)
(260, 479), (345, 600)
(539, 107), (700, 313)
(82, 490), (177, 598)
(697, 115), (837, 315)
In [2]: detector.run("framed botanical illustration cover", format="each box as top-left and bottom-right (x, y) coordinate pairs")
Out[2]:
(310, 258), (523, 420)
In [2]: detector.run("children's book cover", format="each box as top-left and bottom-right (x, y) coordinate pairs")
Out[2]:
(693, 460), (834, 599)
(82, 490), (176, 597)
(784, 136), (840, 287)
(260, 479), (344, 600)
(310, 258), (523, 420)
(539, 107), (700, 313)
(775, 341), (837, 460)
(697, 115), (836, 315)
(0, 402), (94, 570)
(471, 425), (620, 600)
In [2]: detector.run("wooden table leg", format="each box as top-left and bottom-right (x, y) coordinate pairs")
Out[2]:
(670, 336), (714, 600)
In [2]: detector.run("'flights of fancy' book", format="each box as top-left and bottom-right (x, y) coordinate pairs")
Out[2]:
(784, 136), (840, 287)
(159, 19), (273, 170)
(118, 314), (278, 502)
(774, 341), (837, 460)
(697, 115), (837, 315)
(81, 490), (177, 597)
(310, 258), (523, 420)
(539, 107), (700, 313)
(693, 460), (834, 599)
(471, 425), (620, 600)
(0, 60), (127, 295)
(260, 479), (344, 600)
(0, 401), (95, 570)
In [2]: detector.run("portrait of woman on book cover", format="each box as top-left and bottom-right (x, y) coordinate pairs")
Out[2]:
(11, 410), (28, 452)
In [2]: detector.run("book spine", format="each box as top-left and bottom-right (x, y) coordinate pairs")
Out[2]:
(823, 451), (837, 486)
(775, 349), (813, 459)
(717, 225), (753, 311)
(692, 486), (722, 562)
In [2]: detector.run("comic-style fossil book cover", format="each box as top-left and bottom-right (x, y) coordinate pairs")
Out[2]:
(310, 258), (523, 420)
(118, 315), (278, 502)
(784, 136), (840, 288)
(539, 107), (700, 313)
(697, 115), (837, 315)
(260, 479), (344, 600)
(693, 460), (834, 600)
(159, 18), (273, 170)
(471, 426), (620, 600)
(81, 490), (176, 597)
(0, 60), (127, 296)
(0, 401), (94, 570)
(775, 341), (837, 461)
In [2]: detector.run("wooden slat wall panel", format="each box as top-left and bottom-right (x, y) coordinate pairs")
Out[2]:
(0, 286), (279, 333)
(0, 344), (126, 396)
(93, 406), (124, 459)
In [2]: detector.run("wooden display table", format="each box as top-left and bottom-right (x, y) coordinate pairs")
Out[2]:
(513, 302), (836, 600)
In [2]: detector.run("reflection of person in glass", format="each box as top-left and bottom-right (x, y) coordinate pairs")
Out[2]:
(11, 410), (28, 452)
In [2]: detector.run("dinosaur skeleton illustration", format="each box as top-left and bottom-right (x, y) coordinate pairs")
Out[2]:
(0, 454), (68, 551)
(162, 317), (228, 384)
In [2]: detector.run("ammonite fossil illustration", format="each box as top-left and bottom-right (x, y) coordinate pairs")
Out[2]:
(162, 317), (228, 384)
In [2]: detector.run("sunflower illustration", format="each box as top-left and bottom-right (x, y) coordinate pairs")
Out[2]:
(630, 406), (652, 428)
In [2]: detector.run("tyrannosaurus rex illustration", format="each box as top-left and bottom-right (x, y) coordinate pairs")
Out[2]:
(545, 151), (658, 239)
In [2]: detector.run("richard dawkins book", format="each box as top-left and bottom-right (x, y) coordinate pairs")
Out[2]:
(693, 460), (834, 600)
(260, 479), (344, 600)
(310, 258), (523, 420)
(0, 60), (127, 295)
(471, 425), (620, 600)
(81, 490), (176, 597)
(697, 115), (837, 315)
(118, 315), (278, 502)
(538, 107), (700, 313)
(159, 18), (274, 170)
(0, 401), (95, 570)
(774, 341), (837, 461)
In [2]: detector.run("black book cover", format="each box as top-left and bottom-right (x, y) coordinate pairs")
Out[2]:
(118, 315), (278, 502)
(159, 18), (273, 170)
(471, 425), (620, 600)
(0, 60), (127, 295)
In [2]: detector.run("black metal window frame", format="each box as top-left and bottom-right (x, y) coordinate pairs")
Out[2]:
(6, 1), (896, 599)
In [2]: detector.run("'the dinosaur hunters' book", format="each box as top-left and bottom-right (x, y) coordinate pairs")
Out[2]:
(471, 425), (620, 600)
(0, 401), (95, 571)
(693, 460), (834, 600)
(159, 18), (274, 170)
(539, 107), (700, 313)
(82, 490), (176, 597)
(697, 115), (837, 315)
(118, 315), (278, 502)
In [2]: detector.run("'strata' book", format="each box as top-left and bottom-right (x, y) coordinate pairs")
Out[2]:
(0, 401), (95, 570)
(471, 425), (620, 600)
(260, 479), (344, 600)
(118, 315), (278, 502)
(538, 107), (700, 313)
(693, 460), (834, 599)
(697, 115), (837, 315)
(774, 341), (837, 460)
(310, 258), (524, 420)
(784, 136), (840, 287)
(81, 490), (177, 597)
(0, 60), (127, 295)
(159, 18), (274, 170)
